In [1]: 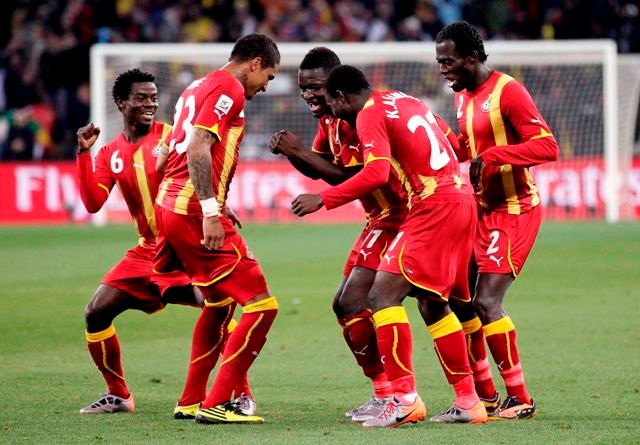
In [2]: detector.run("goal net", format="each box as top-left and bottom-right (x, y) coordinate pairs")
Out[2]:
(91, 40), (637, 222)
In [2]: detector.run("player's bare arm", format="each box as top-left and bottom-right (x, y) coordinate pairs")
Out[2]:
(187, 127), (224, 250)
(291, 193), (324, 216)
(469, 156), (484, 191)
(155, 144), (169, 173)
(76, 123), (101, 153)
(272, 129), (360, 184)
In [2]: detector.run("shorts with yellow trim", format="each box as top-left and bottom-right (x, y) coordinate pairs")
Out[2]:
(343, 219), (401, 277)
(154, 206), (268, 305)
(103, 244), (190, 314)
(377, 197), (476, 302)
(475, 205), (541, 277)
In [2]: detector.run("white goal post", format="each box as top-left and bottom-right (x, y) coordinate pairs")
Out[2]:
(91, 40), (635, 222)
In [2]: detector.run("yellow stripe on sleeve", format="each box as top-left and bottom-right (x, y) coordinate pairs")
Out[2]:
(98, 183), (110, 195)
(427, 312), (462, 340)
(483, 316), (515, 337)
(193, 123), (220, 140)
(365, 152), (392, 164)
(85, 324), (116, 342)
(372, 306), (409, 328)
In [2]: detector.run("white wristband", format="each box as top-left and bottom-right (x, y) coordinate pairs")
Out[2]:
(199, 198), (219, 217)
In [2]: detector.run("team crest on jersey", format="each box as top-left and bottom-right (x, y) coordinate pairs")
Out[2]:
(246, 249), (255, 260)
(215, 94), (234, 115)
(481, 94), (492, 112)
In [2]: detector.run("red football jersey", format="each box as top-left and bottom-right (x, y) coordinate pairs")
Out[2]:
(312, 114), (406, 222)
(157, 70), (245, 215)
(455, 70), (558, 214)
(321, 90), (469, 210)
(76, 121), (172, 247)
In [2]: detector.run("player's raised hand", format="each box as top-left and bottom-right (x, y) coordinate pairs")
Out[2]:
(469, 156), (485, 192)
(273, 130), (303, 157)
(268, 130), (285, 154)
(291, 193), (323, 216)
(224, 206), (243, 229)
(201, 216), (225, 250)
(76, 123), (101, 152)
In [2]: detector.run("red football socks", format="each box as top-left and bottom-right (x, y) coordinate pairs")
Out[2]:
(485, 316), (532, 404)
(462, 317), (498, 400)
(86, 325), (129, 399)
(202, 297), (278, 409)
(428, 313), (479, 410)
(178, 303), (235, 406)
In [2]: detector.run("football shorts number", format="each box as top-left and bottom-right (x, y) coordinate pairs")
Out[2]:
(388, 231), (405, 252)
(361, 229), (383, 249)
(487, 230), (500, 255)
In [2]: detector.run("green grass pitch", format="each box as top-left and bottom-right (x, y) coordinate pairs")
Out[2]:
(1, 222), (639, 444)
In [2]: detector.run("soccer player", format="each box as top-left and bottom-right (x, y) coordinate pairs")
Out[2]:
(435, 21), (559, 420)
(292, 65), (487, 428)
(76, 69), (198, 414)
(154, 33), (280, 424)
(268, 47), (406, 422)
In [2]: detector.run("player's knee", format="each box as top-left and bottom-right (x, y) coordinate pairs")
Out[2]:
(471, 296), (496, 321)
(84, 302), (107, 329)
(367, 288), (386, 312)
(331, 296), (343, 318)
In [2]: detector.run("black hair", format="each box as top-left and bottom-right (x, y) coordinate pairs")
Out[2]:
(229, 33), (280, 68)
(435, 21), (488, 62)
(299, 47), (341, 73)
(325, 65), (370, 98)
(112, 68), (155, 105)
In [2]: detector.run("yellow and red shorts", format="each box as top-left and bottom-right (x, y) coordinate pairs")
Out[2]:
(154, 206), (268, 305)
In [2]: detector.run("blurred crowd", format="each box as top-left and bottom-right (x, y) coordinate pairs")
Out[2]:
(1, 0), (640, 160)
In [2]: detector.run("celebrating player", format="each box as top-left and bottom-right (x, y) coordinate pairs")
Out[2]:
(269, 47), (406, 422)
(292, 65), (487, 428)
(154, 33), (280, 424)
(76, 69), (198, 414)
(435, 21), (559, 420)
